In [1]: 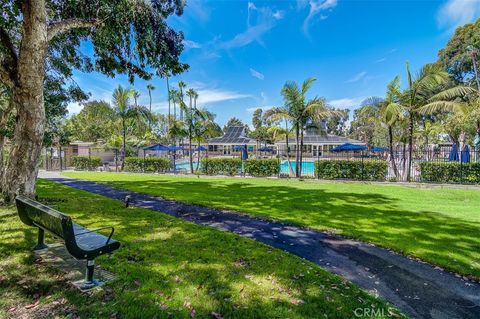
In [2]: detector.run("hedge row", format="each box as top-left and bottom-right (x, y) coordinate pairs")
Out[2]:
(244, 158), (280, 177)
(124, 157), (171, 173)
(420, 162), (480, 184)
(315, 159), (388, 181)
(200, 158), (242, 176)
(72, 156), (102, 170)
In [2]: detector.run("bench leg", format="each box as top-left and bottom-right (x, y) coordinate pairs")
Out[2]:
(80, 259), (98, 290)
(33, 228), (48, 250)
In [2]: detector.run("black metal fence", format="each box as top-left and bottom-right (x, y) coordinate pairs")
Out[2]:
(37, 144), (480, 185)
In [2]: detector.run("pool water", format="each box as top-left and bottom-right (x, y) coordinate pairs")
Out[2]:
(280, 161), (315, 176)
(175, 160), (315, 176)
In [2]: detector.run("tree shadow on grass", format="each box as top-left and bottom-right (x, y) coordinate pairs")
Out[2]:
(9, 180), (402, 319)
(88, 177), (480, 279)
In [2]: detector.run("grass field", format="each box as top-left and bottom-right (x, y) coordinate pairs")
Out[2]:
(0, 179), (400, 318)
(63, 172), (480, 280)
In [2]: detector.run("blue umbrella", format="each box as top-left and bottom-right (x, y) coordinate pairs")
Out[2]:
(233, 145), (245, 152)
(448, 143), (459, 161)
(371, 146), (387, 152)
(168, 145), (184, 151)
(242, 144), (248, 160)
(461, 145), (471, 163)
(331, 143), (367, 152)
(258, 146), (274, 152)
(144, 143), (169, 151)
(194, 146), (207, 152)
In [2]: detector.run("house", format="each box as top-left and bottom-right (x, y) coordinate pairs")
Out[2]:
(275, 127), (364, 158)
(205, 126), (257, 155)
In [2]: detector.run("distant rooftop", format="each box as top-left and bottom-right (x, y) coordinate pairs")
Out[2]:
(207, 126), (255, 145)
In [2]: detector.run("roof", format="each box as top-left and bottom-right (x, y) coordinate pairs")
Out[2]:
(206, 126), (256, 145)
(275, 134), (364, 145)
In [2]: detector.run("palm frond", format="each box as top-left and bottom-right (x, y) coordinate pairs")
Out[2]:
(428, 86), (477, 102)
(301, 77), (317, 95)
(418, 101), (466, 115)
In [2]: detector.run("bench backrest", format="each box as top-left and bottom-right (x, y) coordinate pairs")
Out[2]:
(15, 195), (71, 239)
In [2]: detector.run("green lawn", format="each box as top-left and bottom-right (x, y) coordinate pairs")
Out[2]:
(0, 179), (400, 318)
(64, 172), (480, 280)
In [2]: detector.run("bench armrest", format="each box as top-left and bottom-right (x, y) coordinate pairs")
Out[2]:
(75, 226), (115, 245)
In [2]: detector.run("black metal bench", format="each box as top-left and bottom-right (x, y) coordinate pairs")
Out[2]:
(15, 195), (121, 289)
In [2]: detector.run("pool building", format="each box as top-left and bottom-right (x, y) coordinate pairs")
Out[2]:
(205, 125), (364, 158)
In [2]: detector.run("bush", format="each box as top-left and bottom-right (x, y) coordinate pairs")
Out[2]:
(124, 157), (171, 173)
(72, 156), (102, 170)
(200, 158), (242, 176)
(315, 159), (388, 181)
(244, 159), (279, 177)
(420, 162), (480, 184)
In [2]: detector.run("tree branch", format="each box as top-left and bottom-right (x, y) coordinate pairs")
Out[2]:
(47, 18), (100, 41)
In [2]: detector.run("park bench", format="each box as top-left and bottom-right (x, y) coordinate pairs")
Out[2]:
(15, 195), (121, 289)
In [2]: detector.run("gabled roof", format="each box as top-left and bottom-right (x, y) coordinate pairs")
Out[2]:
(207, 126), (255, 145)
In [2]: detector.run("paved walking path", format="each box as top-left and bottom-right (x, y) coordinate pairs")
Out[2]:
(41, 172), (480, 319)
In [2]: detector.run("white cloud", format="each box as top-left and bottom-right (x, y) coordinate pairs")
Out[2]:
(345, 71), (367, 83)
(67, 102), (83, 115)
(328, 97), (364, 109)
(437, 0), (480, 29)
(183, 40), (201, 49)
(374, 58), (386, 63)
(196, 88), (251, 105)
(302, 0), (338, 36)
(221, 3), (281, 49)
(273, 10), (285, 20)
(250, 68), (265, 80)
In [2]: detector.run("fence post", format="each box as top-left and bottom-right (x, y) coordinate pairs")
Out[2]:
(143, 151), (146, 173)
(115, 149), (118, 172)
(460, 157), (463, 184)
(317, 147), (320, 179)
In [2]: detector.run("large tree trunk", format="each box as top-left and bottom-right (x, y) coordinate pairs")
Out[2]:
(407, 113), (414, 182)
(388, 125), (399, 178)
(2, 0), (48, 201)
(0, 101), (14, 186)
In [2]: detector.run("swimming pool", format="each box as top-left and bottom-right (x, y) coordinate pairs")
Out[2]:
(280, 161), (315, 176)
(175, 160), (315, 176)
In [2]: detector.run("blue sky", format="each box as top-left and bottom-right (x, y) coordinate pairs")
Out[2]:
(69, 0), (480, 126)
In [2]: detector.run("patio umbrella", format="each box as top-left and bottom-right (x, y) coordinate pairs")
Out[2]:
(233, 145), (245, 152)
(371, 146), (387, 152)
(461, 145), (471, 163)
(448, 143), (459, 161)
(258, 146), (274, 152)
(168, 145), (184, 151)
(242, 144), (248, 160)
(143, 144), (169, 151)
(194, 146), (208, 152)
(331, 143), (367, 152)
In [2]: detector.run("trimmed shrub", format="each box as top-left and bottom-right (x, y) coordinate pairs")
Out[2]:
(315, 159), (388, 181)
(244, 158), (280, 177)
(124, 157), (171, 173)
(72, 156), (102, 170)
(420, 162), (480, 184)
(200, 158), (242, 176)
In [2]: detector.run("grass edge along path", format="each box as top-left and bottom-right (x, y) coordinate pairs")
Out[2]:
(63, 172), (480, 280)
(0, 179), (403, 319)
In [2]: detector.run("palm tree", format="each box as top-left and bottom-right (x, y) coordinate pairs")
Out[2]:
(186, 88), (195, 110)
(281, 77), (341, 177)
(146, 84), (155, 129)
(132, 90), (140, 107)
(167, 119), (187, 173)
(170, 88), (179, 121)
(361, 77), (404, 178)
(264, 107), (294, 176)
(192, 109), (221, 172)
(178, 81), (186, 120)
(112, 85), (151, 170)
(193, 90), (199, 109)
